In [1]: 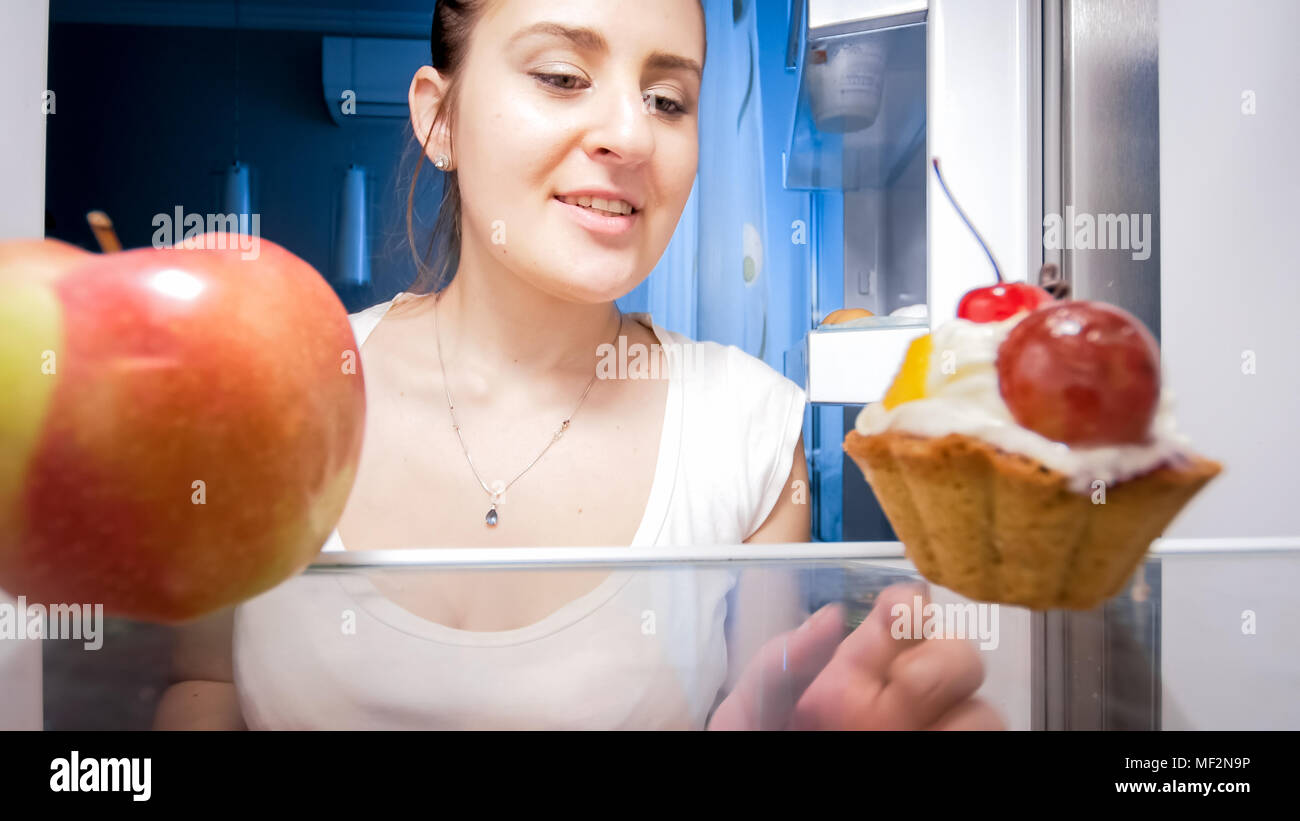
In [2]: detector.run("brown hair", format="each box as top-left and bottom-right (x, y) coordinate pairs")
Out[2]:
(404, 0), (490, 296)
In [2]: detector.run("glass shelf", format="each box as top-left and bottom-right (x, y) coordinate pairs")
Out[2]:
(18, 538), (1300, 730)
(784, 20), (927, 191)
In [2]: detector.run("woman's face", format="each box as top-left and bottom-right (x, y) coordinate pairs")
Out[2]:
(446, 0), (704, 303)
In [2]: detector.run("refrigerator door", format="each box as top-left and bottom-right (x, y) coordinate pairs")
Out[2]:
(1051, 0), (1161, 340)
(1039, 0), (1163, 731)
(927, 0), (1040, 322)
(0, 0), (48, 731)
(820, 0), (1035, 543)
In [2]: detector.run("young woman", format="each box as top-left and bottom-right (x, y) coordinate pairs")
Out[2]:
(155, 0), (1001, 731)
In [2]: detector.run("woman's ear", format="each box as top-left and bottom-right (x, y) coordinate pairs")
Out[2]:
(409, 65), (453, 164)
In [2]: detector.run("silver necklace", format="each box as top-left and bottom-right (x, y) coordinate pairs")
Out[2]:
(432, 289), (623, 527)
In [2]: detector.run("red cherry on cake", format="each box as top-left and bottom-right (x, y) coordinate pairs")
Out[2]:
(958, 281), (1054, 322)
(930, 157), (1056, 323)
(996, 301), (1160, 445)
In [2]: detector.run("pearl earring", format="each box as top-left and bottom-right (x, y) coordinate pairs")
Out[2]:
(434, 153), (450, 171)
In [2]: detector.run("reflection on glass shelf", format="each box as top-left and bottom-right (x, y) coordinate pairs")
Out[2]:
(785, 21), (926, 190)
(23, 539), (1300, 730)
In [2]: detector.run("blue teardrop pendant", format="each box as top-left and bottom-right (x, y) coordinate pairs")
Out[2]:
(485, 506), (498, 527)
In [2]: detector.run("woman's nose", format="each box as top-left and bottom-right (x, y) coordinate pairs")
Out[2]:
(580, 84), (655, 166)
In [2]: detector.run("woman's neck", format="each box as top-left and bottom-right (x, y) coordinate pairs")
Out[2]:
(429, 241), (625, 384)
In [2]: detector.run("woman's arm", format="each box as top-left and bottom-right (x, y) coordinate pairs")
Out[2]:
(743, 430), (813, 545)
(718, 433), (813, 698)
(152, 607), (246, 730)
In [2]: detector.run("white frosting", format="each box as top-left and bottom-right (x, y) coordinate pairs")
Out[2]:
(855, 313), (1195, 493)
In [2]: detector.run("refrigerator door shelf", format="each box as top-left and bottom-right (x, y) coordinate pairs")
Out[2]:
(787, 322), (928, 405)
(785, 17), (926, 191)
(808, 0), (929, 40)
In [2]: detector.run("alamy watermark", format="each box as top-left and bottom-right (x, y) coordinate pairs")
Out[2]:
(1043, 206), (1152, 261)
(890, 594), (999, 650)
(50, 751), (150, 801)
(596, 335), (710, 382)
(0, 597), (103, 650)
(152, 206), (261, 260)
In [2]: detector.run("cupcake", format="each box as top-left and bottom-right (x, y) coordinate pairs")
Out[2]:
(843, 296), (1221, 610)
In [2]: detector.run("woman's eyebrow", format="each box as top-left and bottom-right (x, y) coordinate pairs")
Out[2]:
(508, 22), (702, 79)
(508, 22), (607, 53)
(646, 51), (702, 80)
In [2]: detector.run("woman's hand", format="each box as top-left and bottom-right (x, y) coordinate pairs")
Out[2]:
(152, 607), (246, 730)
(708, 582), (1004, 731)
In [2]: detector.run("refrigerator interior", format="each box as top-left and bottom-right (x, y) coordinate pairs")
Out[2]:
(778, 5), (932, 543)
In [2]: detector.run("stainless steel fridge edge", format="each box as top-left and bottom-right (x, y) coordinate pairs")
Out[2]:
(1031, 0), (1052, 733)
(1038, 0), (1163, 731)
(1061, 0), (1162, 340)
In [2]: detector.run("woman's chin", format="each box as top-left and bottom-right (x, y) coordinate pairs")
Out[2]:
(524, 262), (646, 304)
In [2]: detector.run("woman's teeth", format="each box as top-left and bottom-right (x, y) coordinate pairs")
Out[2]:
(558, 195), (635, 216)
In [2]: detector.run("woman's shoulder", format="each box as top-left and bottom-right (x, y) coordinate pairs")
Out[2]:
(652, 322), (804, 403)
(650, 320), (806, 458)
(347, 291), (425, 348)
(346, 298), (394, 348)
(349, 297), (399, 322)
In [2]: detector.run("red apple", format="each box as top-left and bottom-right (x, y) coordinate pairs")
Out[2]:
(0, 238), (94, 283)
(996, 300), (1160, 445)
(958, 281), (1054, 322)
(0, 233), (365, 623)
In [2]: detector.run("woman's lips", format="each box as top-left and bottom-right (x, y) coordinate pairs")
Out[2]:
(553, 196), (639, 237)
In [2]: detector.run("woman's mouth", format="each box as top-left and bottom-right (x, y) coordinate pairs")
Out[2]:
(556, 194), (636, 215)
(553, 195), (640, 236)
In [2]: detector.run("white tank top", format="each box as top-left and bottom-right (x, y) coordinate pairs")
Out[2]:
(232, 295), (808, 729)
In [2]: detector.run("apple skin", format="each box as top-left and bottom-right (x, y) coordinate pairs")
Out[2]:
(996, 300), (1160, 446)
(0, 238), (92, 281)
(0, 234), (365, 623)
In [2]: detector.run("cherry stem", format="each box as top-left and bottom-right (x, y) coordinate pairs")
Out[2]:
(931, 158), (1003, 283)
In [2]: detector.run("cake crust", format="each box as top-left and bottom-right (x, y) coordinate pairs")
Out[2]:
(843, 428), (1222, 609)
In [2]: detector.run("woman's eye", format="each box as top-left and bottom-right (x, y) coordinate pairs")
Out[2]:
(534, 72), (587, 91)
(643, 91), (686, 116)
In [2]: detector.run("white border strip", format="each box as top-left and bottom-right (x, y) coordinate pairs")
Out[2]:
(305, 537), (1300, 570)
(1148, 536), (1300, 554)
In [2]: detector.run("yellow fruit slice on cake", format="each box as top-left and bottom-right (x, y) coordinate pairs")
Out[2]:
(882, 333), (931, 409)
